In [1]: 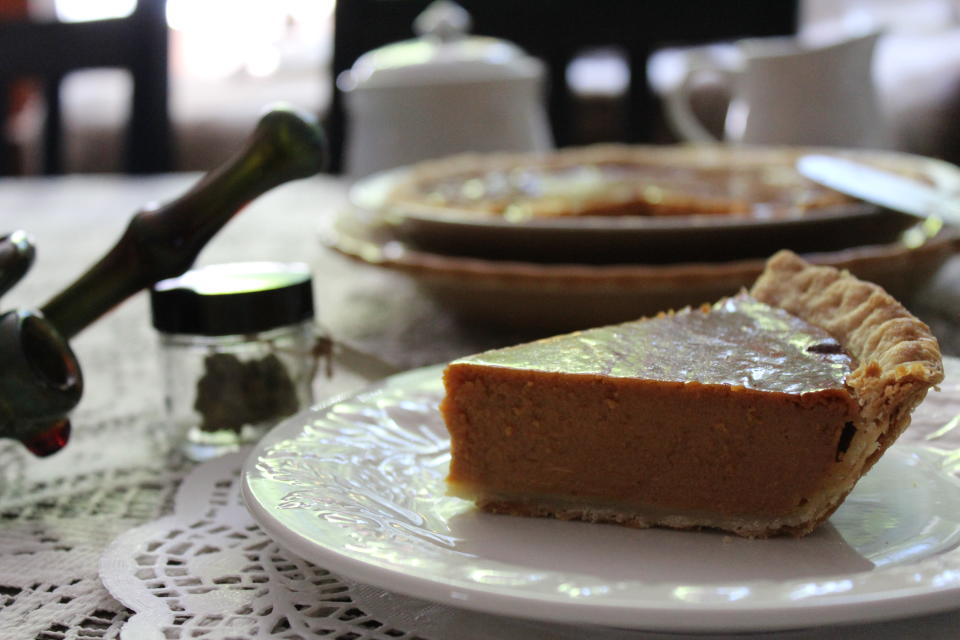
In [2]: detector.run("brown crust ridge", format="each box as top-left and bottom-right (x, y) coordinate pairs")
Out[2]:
(747, 249), (943, 534)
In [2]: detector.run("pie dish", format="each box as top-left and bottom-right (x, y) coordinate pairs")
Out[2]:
(441, 251), (944, 537)
(325, 205), (959, 331)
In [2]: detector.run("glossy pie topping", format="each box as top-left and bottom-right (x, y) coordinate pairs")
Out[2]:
(457, 293), (853, 395)
(410, 161), (851, 220)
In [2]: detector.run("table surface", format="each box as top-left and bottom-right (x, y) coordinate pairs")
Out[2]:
(2, 173), (960, 639)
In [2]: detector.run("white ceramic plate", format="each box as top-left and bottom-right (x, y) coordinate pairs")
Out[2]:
(242, 366), (960, 632)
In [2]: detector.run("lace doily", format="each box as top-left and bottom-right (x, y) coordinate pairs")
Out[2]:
(0, 411), (184, 639)
(94, 360), (960, 640)
(95, 451), (738, 640)
(100, 452), (626, 640)
(101, 451), (422, 639)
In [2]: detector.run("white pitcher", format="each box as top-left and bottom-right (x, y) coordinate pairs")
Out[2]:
(663, 31), (888, 148)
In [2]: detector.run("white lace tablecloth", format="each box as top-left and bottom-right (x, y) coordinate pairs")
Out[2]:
(2, 174), (960, 639)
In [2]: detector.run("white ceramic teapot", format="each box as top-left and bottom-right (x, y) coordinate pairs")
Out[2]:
(338, 1), (553, 179)
(661, 30), (888, 148)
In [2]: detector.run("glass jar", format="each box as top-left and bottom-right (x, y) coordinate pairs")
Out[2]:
(150, 262), (327, 461)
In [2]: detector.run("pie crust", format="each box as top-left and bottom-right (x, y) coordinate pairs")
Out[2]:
(747, 250), (944, 533)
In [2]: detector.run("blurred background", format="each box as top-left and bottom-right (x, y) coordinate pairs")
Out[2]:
(1, 0), (959, 176)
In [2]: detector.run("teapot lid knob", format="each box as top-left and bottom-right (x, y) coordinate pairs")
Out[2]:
(413, 0), (472, 42)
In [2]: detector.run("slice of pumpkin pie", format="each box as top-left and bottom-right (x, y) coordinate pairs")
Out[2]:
(440, 251), (943, 537)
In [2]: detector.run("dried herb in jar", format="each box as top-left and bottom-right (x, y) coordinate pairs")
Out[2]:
(151, 262), (327, 460)
(194, 352), (299, 433)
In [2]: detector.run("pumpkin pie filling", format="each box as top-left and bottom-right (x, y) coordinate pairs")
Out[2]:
(441, 251), (943, 537)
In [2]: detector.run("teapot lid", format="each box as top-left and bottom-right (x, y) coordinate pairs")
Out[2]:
(338, 0), (542, 90)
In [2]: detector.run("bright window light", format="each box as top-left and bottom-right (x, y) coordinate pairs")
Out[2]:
(54, 0), (136, 22)
(54, 0), (335, 80)
(166, 0), (334, 79)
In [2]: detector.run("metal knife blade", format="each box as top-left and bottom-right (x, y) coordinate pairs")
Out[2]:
(796, 154), (960, 226)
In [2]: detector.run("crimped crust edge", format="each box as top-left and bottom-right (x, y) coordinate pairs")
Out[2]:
(749, 250), (943, 534)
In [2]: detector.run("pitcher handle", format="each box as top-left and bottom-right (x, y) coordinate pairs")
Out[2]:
(662, 54), (738, 144)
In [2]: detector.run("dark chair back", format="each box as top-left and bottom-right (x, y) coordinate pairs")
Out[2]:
(0, 0), (171, 175)
(326, 0), (798, 173)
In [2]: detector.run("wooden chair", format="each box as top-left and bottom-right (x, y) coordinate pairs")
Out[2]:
(325, 0), (798, 173)
(0, 0), (171, 175)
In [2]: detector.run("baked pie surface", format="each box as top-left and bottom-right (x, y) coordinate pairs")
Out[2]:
(440, 251), (943, 537)
(387, 145), (854, 220)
